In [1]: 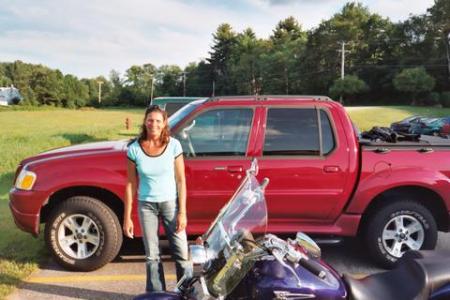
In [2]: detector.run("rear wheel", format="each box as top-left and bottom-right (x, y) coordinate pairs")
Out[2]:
(44, 196), (123, 271)
(364, 200), (437, 268)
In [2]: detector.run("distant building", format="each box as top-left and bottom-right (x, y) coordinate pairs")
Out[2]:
(0, 85), (22, 106)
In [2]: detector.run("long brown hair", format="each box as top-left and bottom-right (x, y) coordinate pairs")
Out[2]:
(138, 105), (170, 145)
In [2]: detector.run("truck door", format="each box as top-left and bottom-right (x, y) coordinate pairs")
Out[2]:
(256, 106), (351, 230)
(173, 106), (259, 234)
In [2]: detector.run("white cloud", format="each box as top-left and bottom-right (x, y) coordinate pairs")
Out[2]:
(365, 0), (433, 21)
(0, 0), (436, 78)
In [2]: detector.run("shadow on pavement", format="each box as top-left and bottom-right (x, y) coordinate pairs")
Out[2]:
(321, 238), (382, 275)
(16, 282), (133, 300)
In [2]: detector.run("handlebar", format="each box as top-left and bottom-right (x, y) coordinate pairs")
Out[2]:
(299, 256), (326, 279)
(262, 234), (327, 284)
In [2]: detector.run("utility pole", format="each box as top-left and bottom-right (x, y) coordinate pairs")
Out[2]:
(337, 41), (350, 103)
(150, 76), (155, 104)
(97, 81), (104, 104)
(337, 41), (349, 79)
(182, 72), (188, 97)
(446, 31), (450, 81)
(284, 66), (289, 94)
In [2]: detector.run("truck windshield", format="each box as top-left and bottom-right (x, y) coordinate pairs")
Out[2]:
(168, 99), (207, 128)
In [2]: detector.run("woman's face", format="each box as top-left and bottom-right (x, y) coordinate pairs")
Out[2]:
(145, 111), (165, 138)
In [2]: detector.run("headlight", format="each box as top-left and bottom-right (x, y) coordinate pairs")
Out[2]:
(15, 169), (37, 190)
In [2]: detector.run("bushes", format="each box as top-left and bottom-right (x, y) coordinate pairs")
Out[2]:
(424, 92), (441, 106)
(441, 92), (450, 108)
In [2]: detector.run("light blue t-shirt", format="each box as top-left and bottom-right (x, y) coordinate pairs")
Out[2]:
(127, 137), (183, 202)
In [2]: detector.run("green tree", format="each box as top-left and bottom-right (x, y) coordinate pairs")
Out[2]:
(62, 75), (79, 108)
(229, 28), (268, 94)
(108, 70), (123, 104)
(329, 75), (369, 103)
(184, 61), (213, 97)
(0, 74), (12, 86)
(30, 67), (63, 106)
(124, 64), (157, 105)
(6, 61), (37, 105)
(271, 16), (305, 45)
(62, 75), (89, 108)
(428, 0), (450, 33)
(393, 67), (436, 105)
(208, 23), (237, 95)
(264, 17), (306, 94)
(300, 3), (392, 102)
(81, 78), (99, 105)
(156, 65), (182, 97)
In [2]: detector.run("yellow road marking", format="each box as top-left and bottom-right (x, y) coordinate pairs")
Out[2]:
(27, 274), (176, 283)
(26, 272), (367, 284)
(349, 273), (367, 279)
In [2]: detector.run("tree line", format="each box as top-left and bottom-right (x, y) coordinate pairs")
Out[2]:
(1, 0), (449, 108)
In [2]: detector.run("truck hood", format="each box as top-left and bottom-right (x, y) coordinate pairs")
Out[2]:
(21, 140), (129, 167)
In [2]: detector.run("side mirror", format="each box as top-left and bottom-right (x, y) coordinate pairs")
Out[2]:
(189, 244), (208, 276)
(248, 158), (259, 176)
(181, 120), (196, 140)
(296, 232), (321, 258)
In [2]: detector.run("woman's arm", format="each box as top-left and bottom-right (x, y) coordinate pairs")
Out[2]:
(123, 160), (137, 238)
(174, 155), (187, 233)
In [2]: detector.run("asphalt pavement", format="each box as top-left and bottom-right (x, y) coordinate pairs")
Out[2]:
(7, 232), (450, 300)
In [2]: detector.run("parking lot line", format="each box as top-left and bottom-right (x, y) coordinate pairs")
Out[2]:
(27, 274), (176, 283)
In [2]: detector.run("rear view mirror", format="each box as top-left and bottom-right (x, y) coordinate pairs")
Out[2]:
(181, 120), (196, 139)
(247, 158), (259, 176)
(296, 232), (321, 258)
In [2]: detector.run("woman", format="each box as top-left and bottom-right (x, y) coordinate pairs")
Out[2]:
(123, 105), (192, 292)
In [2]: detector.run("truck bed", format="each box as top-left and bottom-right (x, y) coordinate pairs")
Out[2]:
(359, 135), (450, 148)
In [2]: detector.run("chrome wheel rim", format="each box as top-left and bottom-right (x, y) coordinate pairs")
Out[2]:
(57, 214), (100, 259)
(382, 215), (425, 258)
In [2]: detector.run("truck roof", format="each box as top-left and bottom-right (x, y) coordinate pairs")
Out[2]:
(207, 95), (333, 102)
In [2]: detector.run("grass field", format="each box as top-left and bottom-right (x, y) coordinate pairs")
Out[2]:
(0, 107), (144, 298)
(0, 105), (449, 298)
(346, 106), (450, 131)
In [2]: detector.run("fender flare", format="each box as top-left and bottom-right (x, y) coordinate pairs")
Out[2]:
(347, 167), (449, 214)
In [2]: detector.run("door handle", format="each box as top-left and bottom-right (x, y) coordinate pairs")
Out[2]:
(418, 148), (433, 153)
(213, 166), (227, 171)
(227, 166), (243, 173)
(323, 165), (341, 173)
(375, 147), (390, 154)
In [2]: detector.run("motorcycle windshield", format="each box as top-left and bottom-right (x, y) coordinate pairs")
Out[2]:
(203, 173), (268, 259)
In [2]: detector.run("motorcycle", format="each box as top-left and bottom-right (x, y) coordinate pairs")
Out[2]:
(135, 159), (450, 300)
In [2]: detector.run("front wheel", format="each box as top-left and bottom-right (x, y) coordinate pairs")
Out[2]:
(44, 196), (123, 271)
(364, 200), (437, 268)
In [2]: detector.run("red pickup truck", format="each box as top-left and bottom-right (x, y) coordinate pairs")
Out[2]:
(10, 96), (450, 271)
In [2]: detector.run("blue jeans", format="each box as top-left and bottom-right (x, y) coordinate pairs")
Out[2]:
(138, 200), (192, 292)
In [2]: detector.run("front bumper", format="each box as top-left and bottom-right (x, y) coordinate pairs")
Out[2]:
(9, 188), (45, 237)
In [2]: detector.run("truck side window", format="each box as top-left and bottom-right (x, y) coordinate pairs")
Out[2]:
(263, 108), (320, 156)
(320, 110), (335, 155)
(165, 103), (186, 116)
(176, 108), (253, 157)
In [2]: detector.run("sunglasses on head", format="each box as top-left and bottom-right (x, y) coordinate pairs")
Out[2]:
(146, 105), (163, 111)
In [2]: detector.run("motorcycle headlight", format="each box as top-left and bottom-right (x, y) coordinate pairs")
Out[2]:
(15, 169), (37, 191)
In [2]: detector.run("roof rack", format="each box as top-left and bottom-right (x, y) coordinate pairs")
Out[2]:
(207, 95), (332, 102)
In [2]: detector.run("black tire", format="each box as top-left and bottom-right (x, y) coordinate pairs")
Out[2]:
(44, 196), (123, 271)
(364, 200), (437, 269)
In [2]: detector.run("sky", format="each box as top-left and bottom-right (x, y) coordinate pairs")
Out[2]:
(0, 0), (435, 79)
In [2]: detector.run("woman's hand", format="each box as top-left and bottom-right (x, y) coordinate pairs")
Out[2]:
(176, 212), (187, 233)
(123, 217), (134, 238)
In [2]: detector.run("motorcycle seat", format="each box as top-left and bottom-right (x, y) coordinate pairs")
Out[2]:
(343, 250), (450, 300)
